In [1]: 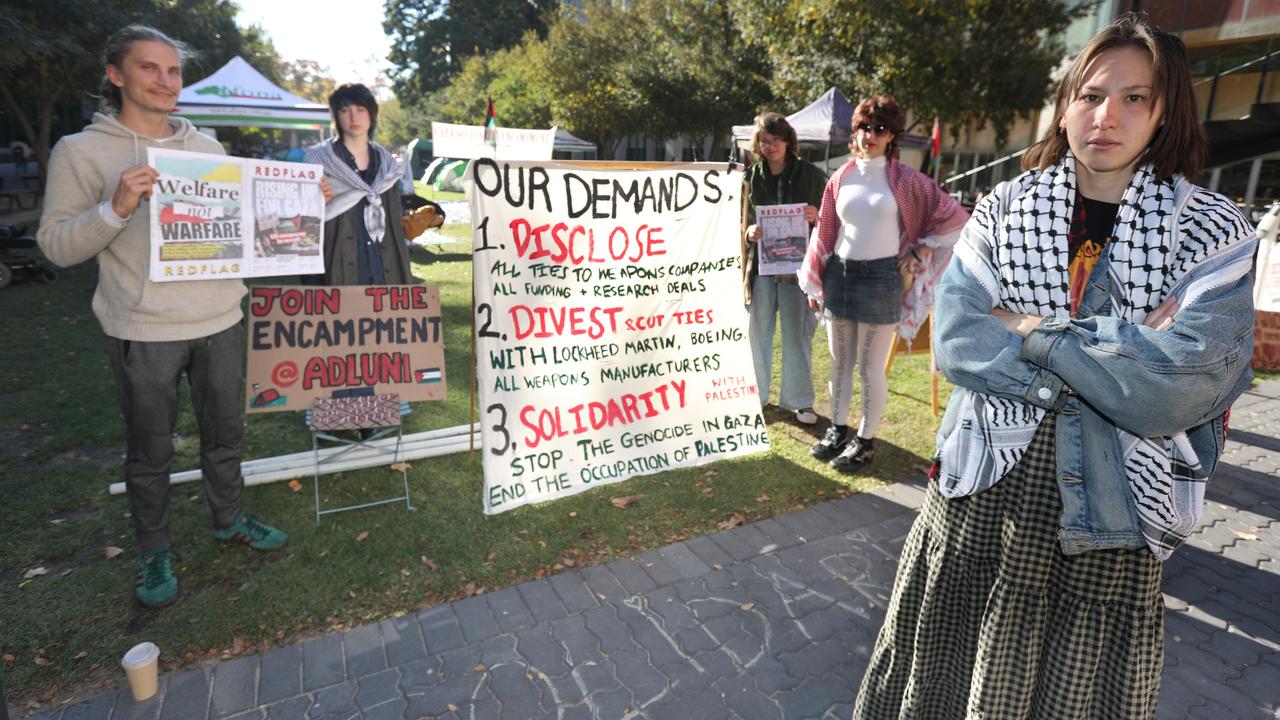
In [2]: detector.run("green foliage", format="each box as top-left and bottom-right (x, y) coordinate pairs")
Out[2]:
(377, 96), (432, 149)
(728, 0), (1094, 143)
(277, 58), (336, 104)
(404, 0), (772, 157)
(384, 0), (558, 107)
(0, 0), (283, 187)
(418, 34), (554, 132)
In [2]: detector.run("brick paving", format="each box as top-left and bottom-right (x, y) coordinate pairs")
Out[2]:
(25, 380), (1280, 719)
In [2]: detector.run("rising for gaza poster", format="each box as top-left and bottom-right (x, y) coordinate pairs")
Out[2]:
(147, 148), (325, 282)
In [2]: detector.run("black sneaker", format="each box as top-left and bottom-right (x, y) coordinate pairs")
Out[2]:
(810, 425), (851, 460)
(831, 436), (876, 472)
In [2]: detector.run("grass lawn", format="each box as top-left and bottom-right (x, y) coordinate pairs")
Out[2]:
(0, 220), (950, 712)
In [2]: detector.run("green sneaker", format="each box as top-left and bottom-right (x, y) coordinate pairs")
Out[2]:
(135, 548), (179, 608)
(212, 511), (288, 551)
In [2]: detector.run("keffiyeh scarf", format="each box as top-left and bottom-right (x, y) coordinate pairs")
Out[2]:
(305, 141), (402, 244)
(943, 154), (1255, 559)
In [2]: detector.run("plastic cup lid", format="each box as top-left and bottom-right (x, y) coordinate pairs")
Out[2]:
(121, 642), (160, 669)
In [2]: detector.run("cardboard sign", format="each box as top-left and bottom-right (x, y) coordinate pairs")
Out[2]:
(147, 148), (325, 282)
(469, 159), (768, 515)
(245, 285), (446, 413)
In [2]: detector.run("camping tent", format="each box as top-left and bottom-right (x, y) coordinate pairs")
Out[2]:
(173, 56), (330, 131)
(734, 87), (931, 173)
(732, 87), (854, 148)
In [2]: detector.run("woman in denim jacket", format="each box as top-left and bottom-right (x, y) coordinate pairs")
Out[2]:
(854, 14), (1257, 719)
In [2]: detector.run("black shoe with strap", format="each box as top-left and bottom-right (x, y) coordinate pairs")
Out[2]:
(831, 435), (876, 472)
(810, 424), (851, 461)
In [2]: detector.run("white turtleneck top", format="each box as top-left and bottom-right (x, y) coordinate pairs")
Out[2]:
(834, 155), (900, 261)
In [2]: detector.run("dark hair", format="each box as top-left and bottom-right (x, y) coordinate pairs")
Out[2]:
(328, 84), (379, 139)
(851, 96), (906, 157)
(1022, 12), (1204, 180)
(100, 25), (190, 112)
(750, 112), (798, 158)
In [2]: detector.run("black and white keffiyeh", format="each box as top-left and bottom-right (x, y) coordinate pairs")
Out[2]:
(943, 153), (1256, 560)
(305, 141), (402, 244)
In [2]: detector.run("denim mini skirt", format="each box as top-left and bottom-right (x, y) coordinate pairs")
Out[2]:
(823, 255), (902, 324)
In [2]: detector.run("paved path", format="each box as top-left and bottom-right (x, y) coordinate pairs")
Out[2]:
(25, 380), (1280, 720)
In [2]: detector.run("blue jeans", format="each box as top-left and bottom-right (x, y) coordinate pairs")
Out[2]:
(749, 275), (817, 411)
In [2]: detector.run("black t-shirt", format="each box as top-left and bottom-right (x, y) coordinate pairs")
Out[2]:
(1066, 192), (1120, 316)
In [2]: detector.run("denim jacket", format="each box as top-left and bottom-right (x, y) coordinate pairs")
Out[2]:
(933, 182), (1256, 555)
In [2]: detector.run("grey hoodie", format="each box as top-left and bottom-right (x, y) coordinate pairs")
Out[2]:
(37, 112), (246, 341)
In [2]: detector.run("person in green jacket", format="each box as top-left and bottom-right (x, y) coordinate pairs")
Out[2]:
(741, 112), (827, 425)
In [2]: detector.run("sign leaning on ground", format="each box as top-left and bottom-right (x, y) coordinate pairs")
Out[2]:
(244, 285), (447, 414)
(469, 159), (768, 515)
(147, 148), (325, 282)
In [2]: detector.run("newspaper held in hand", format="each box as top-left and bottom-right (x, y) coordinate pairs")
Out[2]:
(755, 203), (809, 276)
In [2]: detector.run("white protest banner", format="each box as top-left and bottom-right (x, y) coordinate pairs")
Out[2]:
(469, 159), (767, 515)
(147, 148), (324, 282)
(755, 202), (808, 276)
(432, 122), (555, 161)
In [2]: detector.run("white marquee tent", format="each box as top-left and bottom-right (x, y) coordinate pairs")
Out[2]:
(173, 56), (330, 131)
(732, 87), (854, 148)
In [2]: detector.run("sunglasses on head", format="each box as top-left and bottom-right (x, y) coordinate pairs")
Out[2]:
(857, 122), (891, 136)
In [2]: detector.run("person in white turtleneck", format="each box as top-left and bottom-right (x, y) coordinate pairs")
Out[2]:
(802, 96), (966, 472)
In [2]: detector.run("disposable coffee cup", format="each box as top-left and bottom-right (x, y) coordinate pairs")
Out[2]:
(120, 642), (160, 702)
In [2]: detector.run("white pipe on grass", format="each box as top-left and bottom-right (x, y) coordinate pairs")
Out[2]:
(107, 424), (481, 495)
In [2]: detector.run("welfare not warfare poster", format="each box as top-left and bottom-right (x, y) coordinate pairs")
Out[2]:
(147, 148), (325, 282)
(469, 159), (768, 515)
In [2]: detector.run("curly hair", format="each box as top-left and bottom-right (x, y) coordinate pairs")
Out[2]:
(851, 96), (906, 157)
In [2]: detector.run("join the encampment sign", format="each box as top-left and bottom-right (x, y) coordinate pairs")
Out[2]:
(469, 159), (768, 515)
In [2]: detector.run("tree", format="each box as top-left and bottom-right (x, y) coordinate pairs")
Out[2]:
(729, 0), (1093, 144)
(377, 96), (432, 149)
(0, 0), (282, 186)
(537, 0), (773, 158)
(384, 0), (557, 107)
(417, 33), (553, 131)
(627, 0), (773, 158)
(0, 1), (116, 188)
(540, 0), (653, 156)
(278, 59), (335, 104)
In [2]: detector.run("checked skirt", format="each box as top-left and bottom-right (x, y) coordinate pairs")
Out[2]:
(853, 415), (1164, 719)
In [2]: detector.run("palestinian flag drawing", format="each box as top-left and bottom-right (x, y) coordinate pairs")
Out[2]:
(415, 367), (443, 383)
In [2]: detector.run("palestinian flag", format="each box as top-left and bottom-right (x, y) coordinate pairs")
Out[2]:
(484, 97), (497, 149)
(415, 367), (442, 384)
(927, 118), (941, 176)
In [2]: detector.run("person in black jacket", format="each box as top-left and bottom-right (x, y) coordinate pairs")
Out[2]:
(741, 112), (827, 425)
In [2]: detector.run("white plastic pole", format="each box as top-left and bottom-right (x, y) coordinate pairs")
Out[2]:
(107, 424), (481, 495)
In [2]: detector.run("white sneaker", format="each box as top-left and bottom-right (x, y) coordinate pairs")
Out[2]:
(795, 408), (818, 425)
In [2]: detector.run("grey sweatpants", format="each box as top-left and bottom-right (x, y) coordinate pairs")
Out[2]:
(106, 323), (246, 551)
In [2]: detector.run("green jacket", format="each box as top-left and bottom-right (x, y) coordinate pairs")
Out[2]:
(741, 156), (827, 303)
